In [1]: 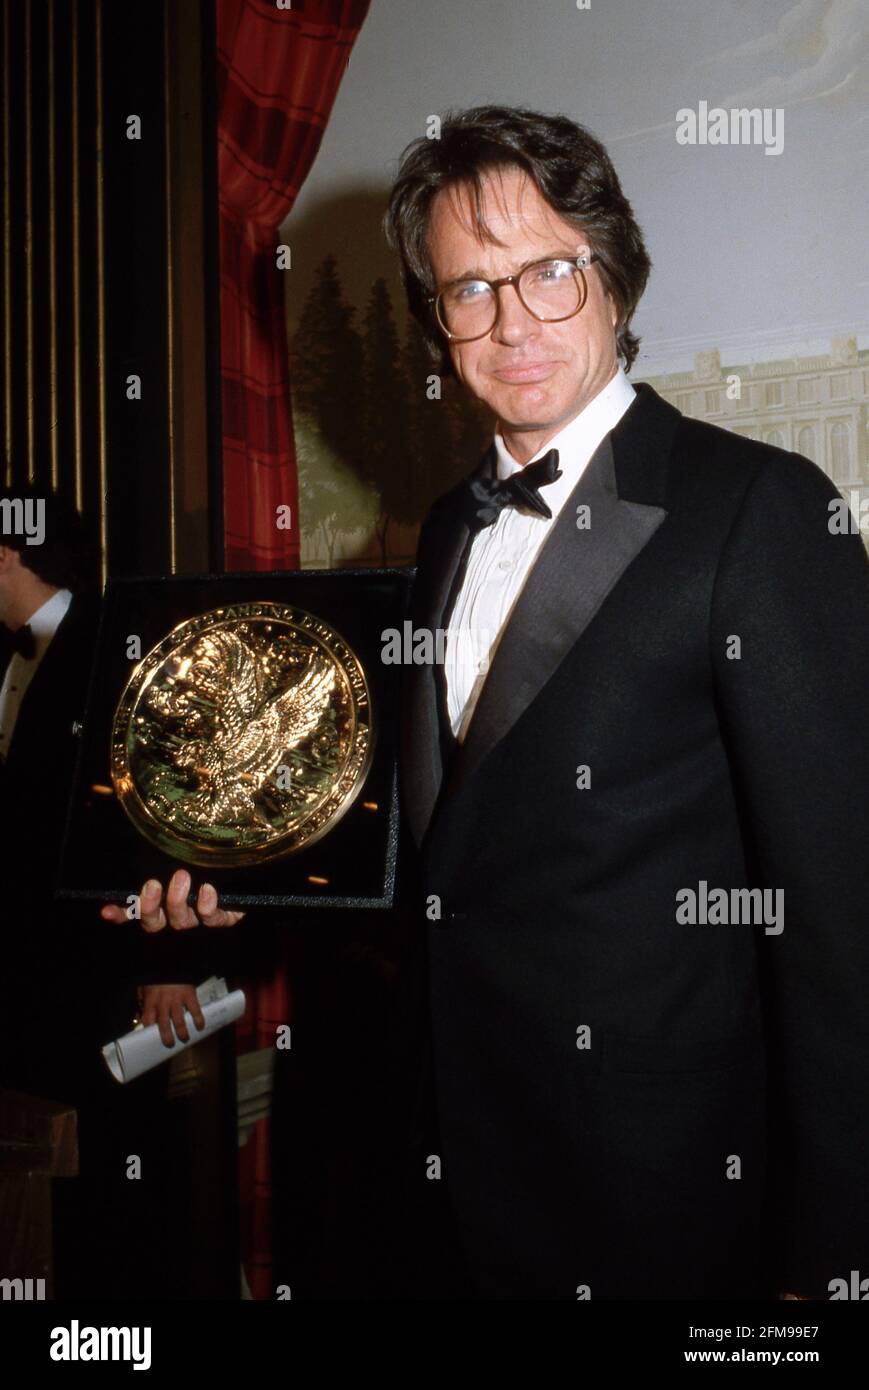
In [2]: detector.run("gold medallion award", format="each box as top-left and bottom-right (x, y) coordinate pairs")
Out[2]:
(110, 602), (373, 866)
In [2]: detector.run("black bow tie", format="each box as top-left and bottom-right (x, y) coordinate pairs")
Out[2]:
(465, 447), (562, 532)
(4, 623), (36, 660)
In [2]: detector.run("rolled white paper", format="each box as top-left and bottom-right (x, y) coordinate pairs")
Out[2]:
(102, 978), (246, 1084)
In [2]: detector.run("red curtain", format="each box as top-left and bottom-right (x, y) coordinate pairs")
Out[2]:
(217, 0), (371, 571)
(216, 0), (372, 1299)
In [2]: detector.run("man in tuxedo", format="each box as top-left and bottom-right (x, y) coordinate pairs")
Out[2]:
(377, 105), (869, 1300)
(0, 488), (109, 1099)
(115, 105), (869, 1301)
(0, 487), (173, 1296)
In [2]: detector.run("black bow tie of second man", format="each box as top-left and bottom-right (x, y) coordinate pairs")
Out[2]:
(4, 623), (36, 660)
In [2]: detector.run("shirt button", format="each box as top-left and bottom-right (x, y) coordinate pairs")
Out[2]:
(498, 558), (513, 570)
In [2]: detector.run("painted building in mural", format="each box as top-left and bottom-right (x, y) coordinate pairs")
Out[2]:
(301, 335), (869, 567)
(639, 337), (869, 519)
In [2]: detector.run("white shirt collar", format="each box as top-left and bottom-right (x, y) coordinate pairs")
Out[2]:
(492, 364), (637, 515)
(23, 587), (72, 653)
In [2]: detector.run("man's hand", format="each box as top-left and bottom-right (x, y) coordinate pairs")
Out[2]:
(140, 983), (206, 1048)
(100, 868), (246, 932)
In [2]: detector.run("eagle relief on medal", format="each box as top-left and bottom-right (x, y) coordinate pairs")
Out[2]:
(110, 602), (373, 866)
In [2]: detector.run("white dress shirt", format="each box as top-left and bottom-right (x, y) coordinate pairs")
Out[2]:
(0, 588), (73, 760)
(445, 366), (636, 742)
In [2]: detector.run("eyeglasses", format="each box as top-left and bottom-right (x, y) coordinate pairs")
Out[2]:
(428, 252), (600, 343)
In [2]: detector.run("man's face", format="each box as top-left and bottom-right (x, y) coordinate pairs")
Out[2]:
(427, 166), (620, 461)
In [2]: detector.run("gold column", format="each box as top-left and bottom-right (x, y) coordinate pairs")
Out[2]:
(24, 0), (33, 481)
(2, 0), (11, 483)
(164, 0), (177, 573)
(71, 0), (83, 511)
(47, 0), (58, 488)
(163, 0), (210, 576)
(95, 0), (107, 588)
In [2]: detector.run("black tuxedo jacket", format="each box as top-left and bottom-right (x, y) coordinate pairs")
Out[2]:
(0, 589), (138, 1100)
(0, 590), (100, 863)
(398, 381), (869, 1299)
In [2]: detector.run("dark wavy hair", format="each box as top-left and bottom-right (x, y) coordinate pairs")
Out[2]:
(384, 105), (651, 375)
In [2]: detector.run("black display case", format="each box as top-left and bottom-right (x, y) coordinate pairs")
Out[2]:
(57, 567), (414, 910)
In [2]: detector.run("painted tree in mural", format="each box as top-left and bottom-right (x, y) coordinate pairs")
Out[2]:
(404, 318), (493, 505)
(290, 255), (375, 561)
(290, 254), (365, 476)
(290, 256), (493, 565)
(361, 278), (414, 564)
(294, 411), (378, 567)
(404, 316), (466, 516)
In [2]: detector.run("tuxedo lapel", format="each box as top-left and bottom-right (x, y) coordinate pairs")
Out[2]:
(3, 591), (100, 776)
(400, 446), (496, 847)
(443, 431), (666, 807)
(403, 382), (680, 850)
